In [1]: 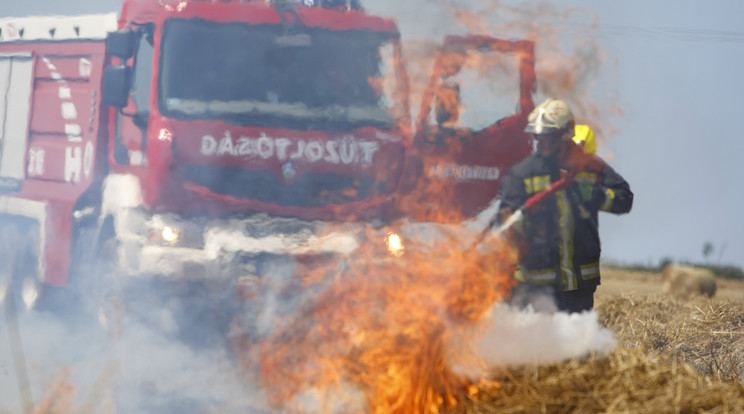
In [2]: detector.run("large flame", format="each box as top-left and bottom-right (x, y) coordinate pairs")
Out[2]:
(28, 365), (118, 414)
(453, 1), (622, 142)
(394, 42), (516, 224)
(233, 222), (516, 413)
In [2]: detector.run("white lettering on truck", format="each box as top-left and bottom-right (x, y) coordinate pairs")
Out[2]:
(79, 58), (92, 77)
(27, 148), (45, 177)
(83, 141), (94, 178)
(427, 163), (501, 182)
(200, 133), (380, 166)
(65, 146), (82, 183)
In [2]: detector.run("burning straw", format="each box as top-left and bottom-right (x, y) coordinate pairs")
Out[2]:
(27, 365), (118, 414)
(234, 223), (517, 414)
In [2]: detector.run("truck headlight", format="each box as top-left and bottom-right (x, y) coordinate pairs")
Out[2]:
(151, 224), (182, 245)
(161, 226), (179, 244)
(386, 232), (404, 257)
(148, 216), (204, 248)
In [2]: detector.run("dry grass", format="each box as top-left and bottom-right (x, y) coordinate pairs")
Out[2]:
(451, 293), (744, 413)
(599, 294), (744, 381)
(23, 270), (744, 413)
(452, 348), (744, 414)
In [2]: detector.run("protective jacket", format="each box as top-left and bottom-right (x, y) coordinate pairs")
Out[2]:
(497, 147), (633, 291)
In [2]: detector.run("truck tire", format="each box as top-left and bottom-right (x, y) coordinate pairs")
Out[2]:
(0, 221), (43, 313)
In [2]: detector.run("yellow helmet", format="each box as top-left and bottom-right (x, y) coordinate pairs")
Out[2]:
(572, 124), (597, 155)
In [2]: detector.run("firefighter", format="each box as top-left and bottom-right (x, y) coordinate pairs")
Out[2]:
(573, 124), (597, 154)
(497, 98), (633, 313)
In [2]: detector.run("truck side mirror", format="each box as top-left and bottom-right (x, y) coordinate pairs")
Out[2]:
(102, 65), (132, 108)
(106, 29), (137, 59)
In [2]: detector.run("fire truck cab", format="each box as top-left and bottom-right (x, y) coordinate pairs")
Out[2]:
(0, 0), (535, 334)
(0, 1), (410, 315)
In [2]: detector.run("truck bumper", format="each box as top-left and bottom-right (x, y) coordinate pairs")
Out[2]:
(112, 210), (362, 280)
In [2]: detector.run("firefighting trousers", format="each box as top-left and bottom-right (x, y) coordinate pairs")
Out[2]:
(507, 282), (597, 313)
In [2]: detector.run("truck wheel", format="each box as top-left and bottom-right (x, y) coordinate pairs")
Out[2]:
(91, 234), (122, 330)
(0, 222), (42, 313)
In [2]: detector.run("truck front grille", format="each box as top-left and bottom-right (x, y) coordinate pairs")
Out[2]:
(184, 165), (378, 208)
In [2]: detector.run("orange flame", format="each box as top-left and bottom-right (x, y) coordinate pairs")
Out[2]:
(227, 4), (622, 412)
(394, 44), (501, 224)
(29, 365), (118, 414)
(31, 368), (75, 414)
(446, 1), (623, 151)
(234, 223), (516, 413)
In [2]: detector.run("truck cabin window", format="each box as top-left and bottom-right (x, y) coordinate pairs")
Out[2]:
(159, 19), (399, 132)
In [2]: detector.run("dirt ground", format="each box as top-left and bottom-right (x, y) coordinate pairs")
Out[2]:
(597, 267), (744, 301)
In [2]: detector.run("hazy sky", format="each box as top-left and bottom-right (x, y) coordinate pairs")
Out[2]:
(4, 0), (743, 269)
(557, 0), (744, 269)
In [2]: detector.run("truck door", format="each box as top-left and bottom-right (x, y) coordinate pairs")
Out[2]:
(0, 52), (33, 192)
(399, 35), (535, 221)
(112, 26), (154, 167)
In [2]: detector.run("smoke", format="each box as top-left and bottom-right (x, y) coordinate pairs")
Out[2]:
(367, 0), (622, 150)
(444, 302), (616, 383)
(475, 304), (616, 368)
(0, 305), (267, 413)
(1, 1), (623, 413)
(0, 174), (268, 412)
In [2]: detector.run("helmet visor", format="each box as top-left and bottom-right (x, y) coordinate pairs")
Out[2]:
(532, 132), (564, 141)
(525, 123), (560, 134)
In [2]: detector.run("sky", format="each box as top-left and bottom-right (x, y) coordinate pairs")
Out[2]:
(3, 0), (744, 269)
(560, 0), (744, 269)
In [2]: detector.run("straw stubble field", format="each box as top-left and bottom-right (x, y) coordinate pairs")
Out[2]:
(453, 268), (744, 414)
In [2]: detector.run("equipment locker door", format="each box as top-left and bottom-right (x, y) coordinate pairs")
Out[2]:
(0, 52), (33, 189)
(398, 36), (535, 221)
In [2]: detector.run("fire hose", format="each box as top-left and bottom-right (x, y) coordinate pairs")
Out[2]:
(473, 169), (576, 247)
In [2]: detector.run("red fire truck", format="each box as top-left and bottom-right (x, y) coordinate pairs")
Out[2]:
(0, 0), (534, 332)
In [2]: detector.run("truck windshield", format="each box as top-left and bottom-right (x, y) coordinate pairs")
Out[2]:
(159, 18), (399, 131)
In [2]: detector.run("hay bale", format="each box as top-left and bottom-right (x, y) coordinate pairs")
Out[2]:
(661, 264), (716, 299)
